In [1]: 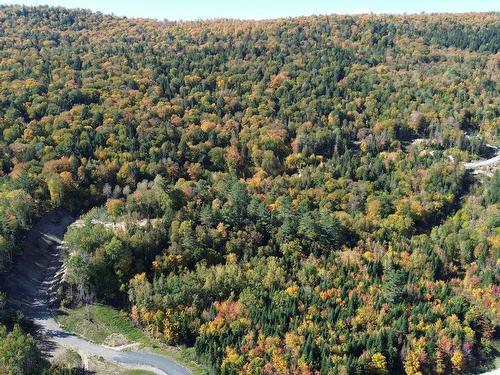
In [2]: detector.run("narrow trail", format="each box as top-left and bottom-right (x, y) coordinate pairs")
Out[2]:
(1, 211), (191, 375)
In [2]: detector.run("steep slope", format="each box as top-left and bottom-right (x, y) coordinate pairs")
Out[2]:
(2, 211), (190, 375)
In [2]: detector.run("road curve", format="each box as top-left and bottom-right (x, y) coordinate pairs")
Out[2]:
(1, 211), (191, 375)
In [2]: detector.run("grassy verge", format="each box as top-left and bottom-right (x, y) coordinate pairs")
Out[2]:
(56, 304), (208, 375)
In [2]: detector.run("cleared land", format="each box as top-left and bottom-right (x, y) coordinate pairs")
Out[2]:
(1, 211), (192, 375)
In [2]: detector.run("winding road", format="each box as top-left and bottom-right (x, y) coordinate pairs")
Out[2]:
(1, 211), (191, 375)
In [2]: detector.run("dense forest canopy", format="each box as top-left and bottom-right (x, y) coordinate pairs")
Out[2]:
(0, 5), (499, 374)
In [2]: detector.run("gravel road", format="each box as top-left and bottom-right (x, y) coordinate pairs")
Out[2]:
(464, 153), (500, 170)
(1, 211), (191, 375)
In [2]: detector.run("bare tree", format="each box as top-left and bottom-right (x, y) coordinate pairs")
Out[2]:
(77, 284), (95, 322)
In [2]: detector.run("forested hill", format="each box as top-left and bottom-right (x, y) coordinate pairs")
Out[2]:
(0, 5), (499, 375)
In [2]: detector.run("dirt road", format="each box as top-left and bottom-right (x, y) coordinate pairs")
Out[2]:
(464, 153), (500, 170)
(1, 211), (190, 375)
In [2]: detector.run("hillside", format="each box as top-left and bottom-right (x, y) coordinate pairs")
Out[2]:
(0, 5), (499, 374)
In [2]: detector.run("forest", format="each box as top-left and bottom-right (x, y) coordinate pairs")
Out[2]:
(0, 5), (499, 374)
